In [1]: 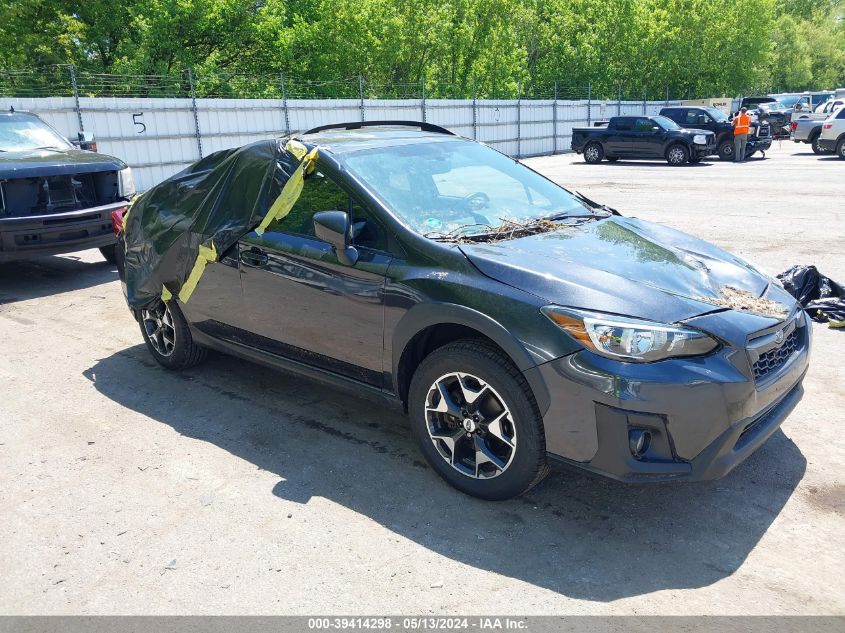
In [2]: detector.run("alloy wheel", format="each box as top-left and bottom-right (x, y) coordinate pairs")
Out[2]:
(584, 145), (600, 162)
(668, 146), (686, 164)
(141, 302), (176, 357)
(424, 372), (517, 479)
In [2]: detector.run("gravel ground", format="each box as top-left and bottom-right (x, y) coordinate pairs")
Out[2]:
(1, 141), (842, 615)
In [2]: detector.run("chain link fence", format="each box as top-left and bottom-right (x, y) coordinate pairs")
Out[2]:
(0, 64), (749, 101)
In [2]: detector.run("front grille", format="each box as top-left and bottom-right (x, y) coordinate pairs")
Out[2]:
(752, 328), (798, 382)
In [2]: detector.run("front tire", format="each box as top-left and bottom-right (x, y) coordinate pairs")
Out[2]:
(717, 140), (734, 161)
(583, 142), (604, 164)
(408, 340), (549, 500)
(811, 134), (825, 155)
(837, 138), (845, 160)
(137, 300), (207, 370)
(666, 144), (689, 166)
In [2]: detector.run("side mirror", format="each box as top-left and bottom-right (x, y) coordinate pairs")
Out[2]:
(313, 210), (358, 266)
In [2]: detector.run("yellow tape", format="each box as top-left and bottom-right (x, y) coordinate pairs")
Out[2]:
(122, 194), (141, 232)
(161, 285), (173, 301)
(177, 242), (217, 303)
(255, 144), (319, 236)
(285, 139), (308, 161)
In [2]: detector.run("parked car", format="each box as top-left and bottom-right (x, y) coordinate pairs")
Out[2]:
(772, 92), (833, 113)
(0, 109), (134, 262)
(790, 97), (845, 123)
(117, 122), (810, 500)
(660, 106), (772, 161)
(790, 115), (839, 154)
(571, 115), (716, 165)
(817, 107), (845, 158)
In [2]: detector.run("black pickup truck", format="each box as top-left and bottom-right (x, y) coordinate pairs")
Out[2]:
(571, 115), (716, 165)
(660, 106), (772, 161)
(0, 110), (134, 263)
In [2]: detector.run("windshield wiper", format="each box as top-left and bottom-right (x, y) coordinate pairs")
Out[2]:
(542, 211), (610, 222)
(572, 190), (621, 216)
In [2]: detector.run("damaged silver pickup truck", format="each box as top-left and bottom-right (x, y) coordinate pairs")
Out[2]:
(0, 109), (134, 263)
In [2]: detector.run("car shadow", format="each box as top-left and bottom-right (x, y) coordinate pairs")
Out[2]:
(84, 345), (807, 602)
(572, 161), (713, 168)
(0, 254), (116, 305)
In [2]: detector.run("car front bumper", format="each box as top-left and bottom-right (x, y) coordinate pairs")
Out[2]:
(0, 202), (127, 262)
(749, 137), (772, 152)
(692, 142), (716, 158)
(524, 309), (811, 482)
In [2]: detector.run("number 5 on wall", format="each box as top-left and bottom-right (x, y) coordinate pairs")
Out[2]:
(132, 113), (146, 134)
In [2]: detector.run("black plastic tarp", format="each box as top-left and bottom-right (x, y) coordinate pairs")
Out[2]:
(123, 139), (301, 309)
(778, 265), (845, 326)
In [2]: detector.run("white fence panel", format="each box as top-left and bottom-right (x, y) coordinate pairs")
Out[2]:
(477, 100), (519, 157)
(1, 95), (682, 191)
(425, 101), (474, 139)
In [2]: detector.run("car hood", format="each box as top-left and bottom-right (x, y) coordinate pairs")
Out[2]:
(459, 216), (793, 324)
(0, 148), (126, 179)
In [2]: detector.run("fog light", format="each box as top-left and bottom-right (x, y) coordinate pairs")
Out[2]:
(628, 429), (651, 458)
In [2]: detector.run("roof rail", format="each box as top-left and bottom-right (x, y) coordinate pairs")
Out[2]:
(303, 120), (455, 136)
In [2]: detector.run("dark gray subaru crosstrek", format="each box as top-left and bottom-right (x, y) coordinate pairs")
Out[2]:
(119, 122), (810, 500)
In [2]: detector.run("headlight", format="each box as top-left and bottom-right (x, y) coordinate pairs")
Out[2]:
(693, 134), (707, 145)
(541, 306), (718, 362)
(118, 167), (136, 198)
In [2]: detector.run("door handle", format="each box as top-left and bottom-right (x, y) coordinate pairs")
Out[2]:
(240, 248), (269, 267)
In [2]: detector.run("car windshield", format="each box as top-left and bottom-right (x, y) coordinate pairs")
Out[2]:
(0, 113), (72, 152)
(704, 107), (729, 122)
(759, 101), (786, 111)
(341, 138), (592, 238)
(654, 115), (681, 130)
(776, 95), (802, 108)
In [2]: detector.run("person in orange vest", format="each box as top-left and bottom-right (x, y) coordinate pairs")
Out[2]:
(732, 106), (751, 162)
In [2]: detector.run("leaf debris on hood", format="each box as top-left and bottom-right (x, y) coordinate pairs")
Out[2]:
(699, 285), (789, 319)
(427, 216), (589, 244)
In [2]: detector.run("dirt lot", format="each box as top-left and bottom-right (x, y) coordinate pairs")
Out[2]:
(1, 141), (843, 615)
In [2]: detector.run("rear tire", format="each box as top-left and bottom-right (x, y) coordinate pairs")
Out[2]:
(583, 142), (604, 164)
(99, 244), (117, 264)
(811, 134), (824, 155)
(718, 140), (734, 161)
(408, 339), (549, 500)
(666, 144), (689, 166)
(137, 300), (207, 370)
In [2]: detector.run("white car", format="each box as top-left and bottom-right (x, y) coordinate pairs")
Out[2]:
(817, 107), (845, 158)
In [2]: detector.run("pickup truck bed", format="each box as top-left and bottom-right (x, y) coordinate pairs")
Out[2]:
(791, 118), (830, 154)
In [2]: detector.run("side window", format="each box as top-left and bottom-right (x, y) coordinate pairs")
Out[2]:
(613, 118), (633, 131)
(267, 169), (349, 237)
(837, 108), (845, 120)
(350, 199), (387, 251)
(664, 109), (682, 123)
(684, 110), (699, 125)
(634, 118), (654, 132)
